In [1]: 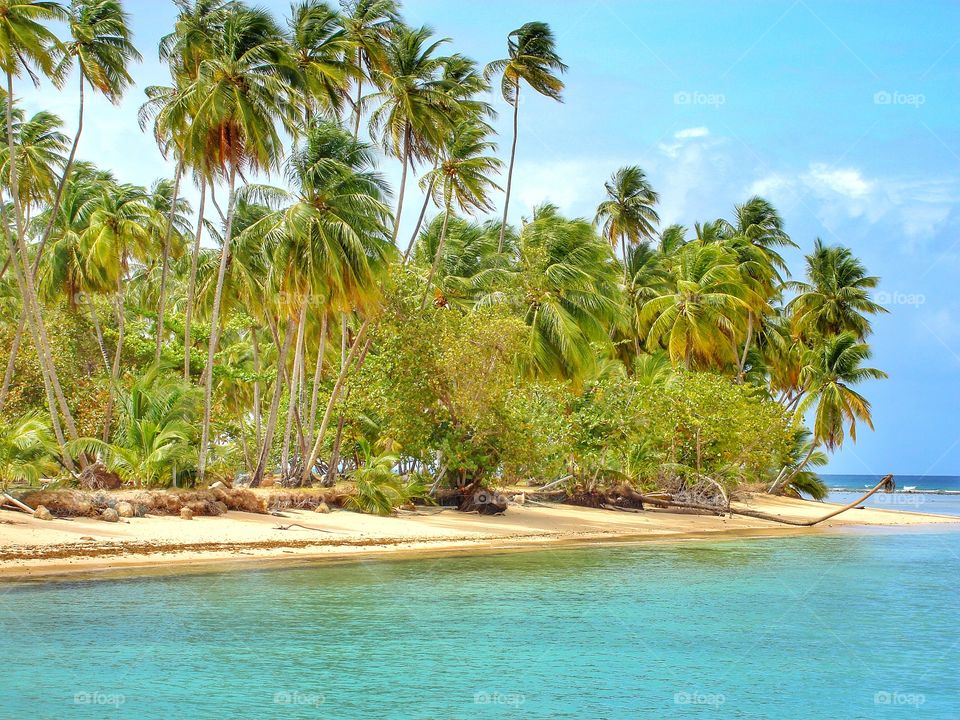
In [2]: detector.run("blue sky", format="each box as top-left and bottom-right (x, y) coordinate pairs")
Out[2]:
(18, 0), (960, 475)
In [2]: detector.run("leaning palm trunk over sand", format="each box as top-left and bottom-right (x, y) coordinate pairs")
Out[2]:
(640, 475), (897, 527)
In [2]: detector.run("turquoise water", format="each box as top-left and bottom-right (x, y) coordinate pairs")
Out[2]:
(2, 532), (959, 719)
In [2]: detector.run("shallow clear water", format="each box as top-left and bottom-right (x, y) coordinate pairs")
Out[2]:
(2, 532), (959, 719)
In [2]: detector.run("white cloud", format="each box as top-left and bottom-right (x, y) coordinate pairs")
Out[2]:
(802, 163), (874, 198)
(675, 126), (710, 139)
(749, 163), (960, 243)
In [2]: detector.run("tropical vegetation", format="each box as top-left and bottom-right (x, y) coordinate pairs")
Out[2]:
(0, 0), (889, 511)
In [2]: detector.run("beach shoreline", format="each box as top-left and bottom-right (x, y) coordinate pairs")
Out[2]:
(2, 494), (957, 582)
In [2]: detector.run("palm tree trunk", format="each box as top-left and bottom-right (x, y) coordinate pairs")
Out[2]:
(31, 74), (84, 278)
(280, 302), (307, 479)
(86, 293), (110, 374)
(301, 320), (370, 485)
(324, 314), (350, 486)
(620, 232), (629, 283)
(4, 72), (80, 457)
(306, 313), (327, 451)
(198, 166), (239, 482)
(155, 160), (184, 363)
(391, 123), (412, 244)
(102, 280), (126, 441)
(0, 311), (24, 413)
(403, 155), (439, 263)
(352, 50), (364, 139)
(251, 324), (263, 451)
(769, 442), (818, 495)
(251, 317), (296, 487)
(421, 203), (450, 308)
(737, 313), (754, 379)
(3, 228), (70, 465)
(183, 175), (207, 380)
(497, 82), (520, 253)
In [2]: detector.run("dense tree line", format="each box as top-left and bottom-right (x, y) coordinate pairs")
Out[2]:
(0, 0), (886, 510)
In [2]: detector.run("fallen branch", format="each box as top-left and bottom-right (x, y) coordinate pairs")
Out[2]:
(2, 492), (35, 514)
(273, 523), (334, 533)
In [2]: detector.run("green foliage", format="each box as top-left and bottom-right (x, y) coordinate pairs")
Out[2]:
(0, 411), (58, 488)
(68, 366), (200, 487)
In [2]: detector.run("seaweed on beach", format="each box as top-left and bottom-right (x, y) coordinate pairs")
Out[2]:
(17, 487), (267, 517)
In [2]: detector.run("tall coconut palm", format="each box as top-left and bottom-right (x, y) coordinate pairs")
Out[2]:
(37, 0), (139, 267)
(82, 181), (164, 440)
(0, 102), (68, 208)
(367, 24), (449, 244)
(788, 239), (887, 340)
(174, 4), (293, 481)
(242, 121), (393, 484)
(0, 102), (68, 412)
(0, 0), (83, 464)
(404, 53), (492, 259)
(476, 204), (623, 381)
(286, 0), (352, 123)
(484, 21), (566, 252)
(419, 118), (501, 306)
(339, 0), (397, 137)
(639, 242), (749, 370)
(595, 165), (660, 283)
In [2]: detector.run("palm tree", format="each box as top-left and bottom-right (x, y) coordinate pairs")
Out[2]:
(639, 242), (749, 370)
(367, 24), (449, 244)
(404, 53), (493, 258)
(484, 21), (566, 252)
(0, 0), (84, 465)
(243, 121), (393, 485)
(339, 0), (397, 137)
(0, 411), (57, 488)
(37, 0), (139, 267)
(788, 239), (887, 340)
(0, 101), (68, 208)
(69, 366), (200, 487)
(412, 216), (500, 309)
(795, 332), (887, 450)
(595, 165), (660, 283)
(419, 119), (502, 306)
(174, 4), (293, 481)
(476, 204), (623, 381)
(286, 0), (352, 122)
(82, 181), (164, 440)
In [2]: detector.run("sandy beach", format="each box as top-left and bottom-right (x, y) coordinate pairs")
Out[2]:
(1, 494), (957, 580)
